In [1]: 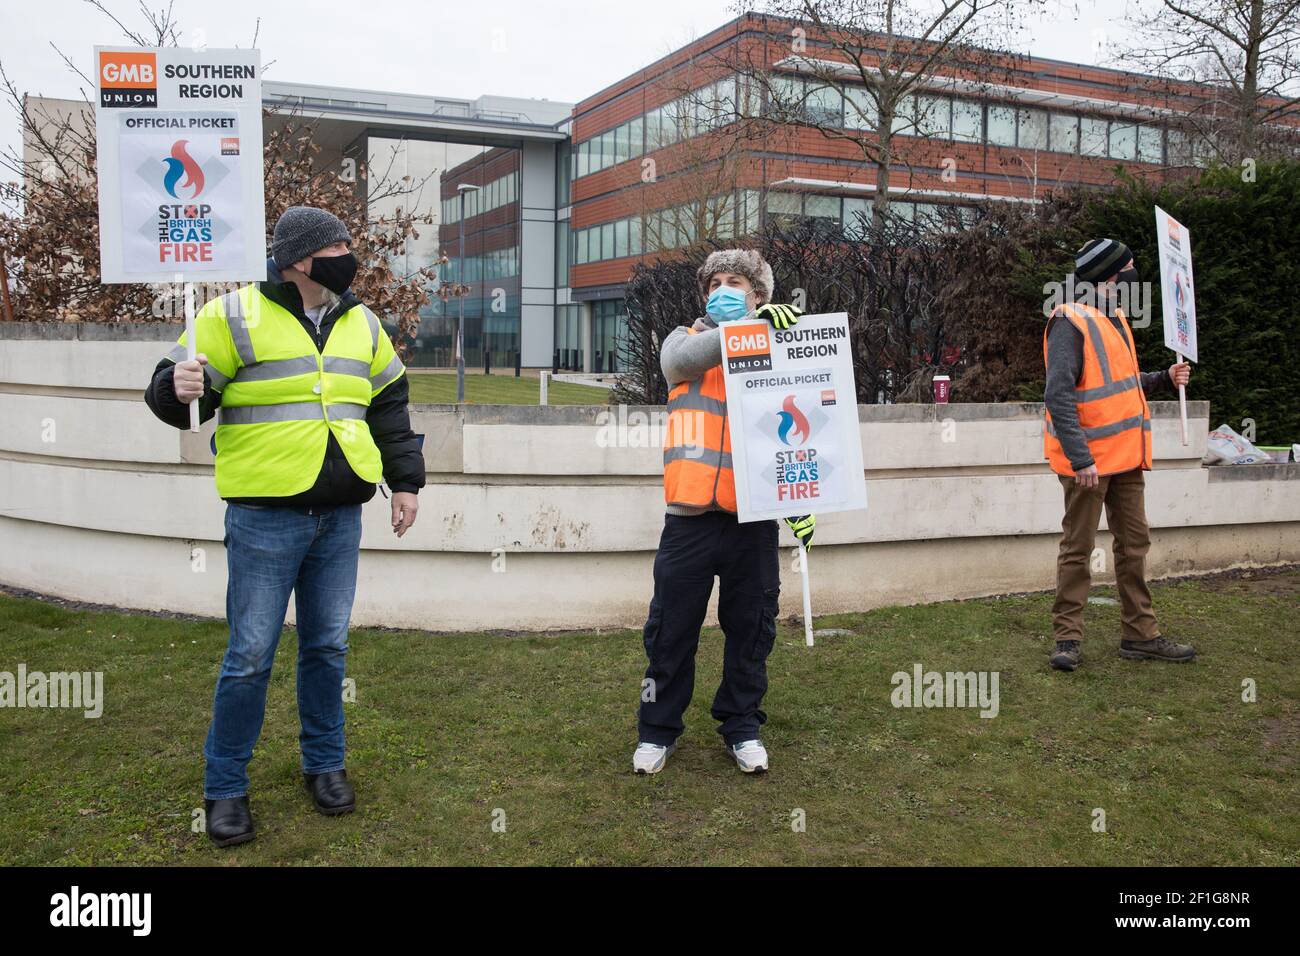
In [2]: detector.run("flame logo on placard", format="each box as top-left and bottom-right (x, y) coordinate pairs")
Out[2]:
(162, 140), (205, 199)
(776, 394), (810, 445)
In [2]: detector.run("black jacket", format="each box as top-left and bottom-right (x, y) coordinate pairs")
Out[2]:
(144, 259), (425, 508)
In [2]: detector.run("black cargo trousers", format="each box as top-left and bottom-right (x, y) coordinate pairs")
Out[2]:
(637, 510), (781, 747)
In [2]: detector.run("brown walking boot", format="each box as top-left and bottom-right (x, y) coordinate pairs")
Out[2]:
(1050, 640), (1082, 671)
(1119, 635), (1196, 662)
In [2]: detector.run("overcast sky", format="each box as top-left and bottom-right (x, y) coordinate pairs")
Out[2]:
(2, 0), (1138, 187)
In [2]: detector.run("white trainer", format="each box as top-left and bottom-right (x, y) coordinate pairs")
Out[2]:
(729, 739), (769, 773)
(633, 741), (676, 774)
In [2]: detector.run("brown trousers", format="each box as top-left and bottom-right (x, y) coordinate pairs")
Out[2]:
(1052, 468), (1159, 645)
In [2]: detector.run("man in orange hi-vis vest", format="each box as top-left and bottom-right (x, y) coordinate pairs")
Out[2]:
(632, 249), (812, 776)
(1045, 238), (1195, 672)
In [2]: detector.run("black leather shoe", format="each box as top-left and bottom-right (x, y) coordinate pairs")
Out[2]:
(304, 770), (355, 815)
(205, 796), (255, 848)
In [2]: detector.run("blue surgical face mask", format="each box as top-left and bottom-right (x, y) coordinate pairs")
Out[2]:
(705, 285), (751, 322)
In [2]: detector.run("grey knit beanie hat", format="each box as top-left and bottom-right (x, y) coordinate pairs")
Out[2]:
(697, 248), (774, 305)
(272, 206), (352, 268)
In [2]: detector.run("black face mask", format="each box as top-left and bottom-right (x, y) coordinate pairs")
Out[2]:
(1105, 266), (1140, 314)
(307, 251), (358, 295)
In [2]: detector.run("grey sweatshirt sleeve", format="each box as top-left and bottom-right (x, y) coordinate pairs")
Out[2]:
(1043, 317), (1094, 471)
(660, 322), (722, 388)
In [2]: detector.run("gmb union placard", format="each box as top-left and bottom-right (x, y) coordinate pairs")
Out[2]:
(720, 312), (868, 523)
(94, 46), (266, 284)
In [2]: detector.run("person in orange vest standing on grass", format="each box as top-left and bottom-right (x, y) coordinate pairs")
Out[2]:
(632, 248), (815, 775)
(1044, 238), (1195, 672)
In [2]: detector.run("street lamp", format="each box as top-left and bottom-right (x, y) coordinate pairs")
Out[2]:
(456, 183), (480, 403)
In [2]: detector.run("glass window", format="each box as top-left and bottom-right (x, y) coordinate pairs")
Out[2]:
(770, 75), (804, 120)
(952, 99), (982, 142)
(987, 105), (1016, 146)
(577, 140), (589, 177)
(601, 222), (614, 260)
(844, 86), (878, 130)
(644, 107), (660, 150)
(629, 116), (644, 158)
(891, 200), (915, 222)
(555, 221), (569, 285)
(1192, 134), (1216, 166)
(766, 196), (798, 231)
(1108, 121), (1137, 160)
(629, 217), (641, 256)
(615, 218), (628, 258)
(891, 94), (915, 135)
(913, 202), (939, 228)
(804, 193), (841, 225)
(1136, 125), (1163, 163)
(1080, 117), (1107, 156)
(916, 95), (952, 138)
(771, 192), (802, 215)
(1166, 128), (1192, 165)
(1018, 108), (1048, 150)
(586, 227), (598, 263)
(1049, 113), (1078, 153)
(843, 196), (871, 238)
(806, 83), (843, 126)
(714, 199), (736, 239)
(664, 104), (680, 147)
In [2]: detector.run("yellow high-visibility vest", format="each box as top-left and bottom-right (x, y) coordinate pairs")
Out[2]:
(164, 284), (405, 498)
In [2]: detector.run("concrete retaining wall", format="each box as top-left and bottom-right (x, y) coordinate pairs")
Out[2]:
(2, 321), (1298, 631)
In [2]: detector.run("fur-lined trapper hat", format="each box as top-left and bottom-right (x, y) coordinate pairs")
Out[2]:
(696, 248), (774, 306)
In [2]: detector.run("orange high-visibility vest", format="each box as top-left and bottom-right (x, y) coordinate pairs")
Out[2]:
(1043, 301), (1152, 477)
(663, 327), (736, 512)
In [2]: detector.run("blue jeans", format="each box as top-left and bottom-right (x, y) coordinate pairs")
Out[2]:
(203, 503), (362, 800)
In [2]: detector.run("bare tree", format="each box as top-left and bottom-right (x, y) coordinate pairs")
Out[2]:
(635, 65), (789, 251)
(730, 0), (1042, 225)
(1122, 0), (1300, 163)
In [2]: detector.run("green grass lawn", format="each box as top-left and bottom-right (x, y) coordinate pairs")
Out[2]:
(1, 570), (1296, 866)
(404, 371), (610, 405)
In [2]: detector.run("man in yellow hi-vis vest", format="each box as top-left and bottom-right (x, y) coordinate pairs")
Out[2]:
(144, 206), (424, 847)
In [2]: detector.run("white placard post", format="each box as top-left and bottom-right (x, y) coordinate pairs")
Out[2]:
(94, 46), (266, 431)
(719, 312), (868, 645)
(1154, 206), (1199, 446)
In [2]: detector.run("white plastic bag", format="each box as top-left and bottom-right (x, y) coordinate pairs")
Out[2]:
(1203, 424), (1272, 465)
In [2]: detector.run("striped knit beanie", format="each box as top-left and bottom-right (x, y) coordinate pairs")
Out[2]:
(1073, 238), (1133, 284)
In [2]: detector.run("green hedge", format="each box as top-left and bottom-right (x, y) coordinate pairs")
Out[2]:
(1079, 162), (1300, 444)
